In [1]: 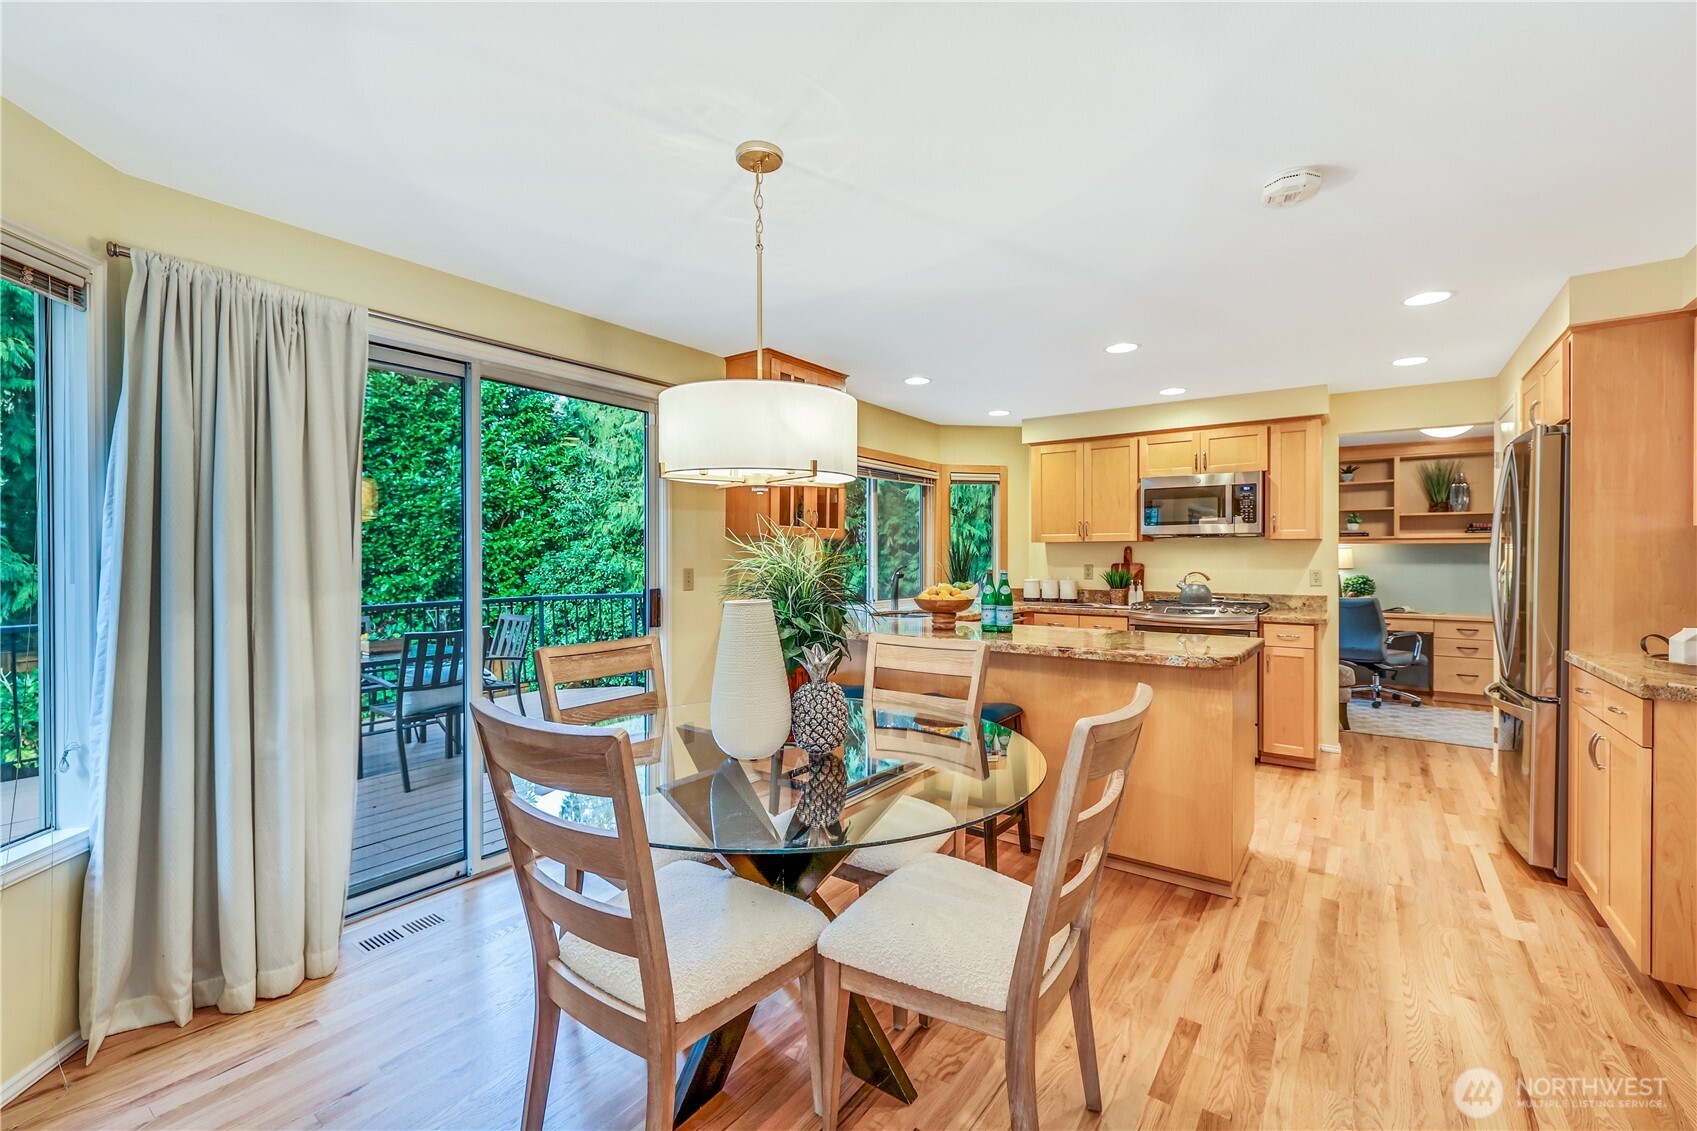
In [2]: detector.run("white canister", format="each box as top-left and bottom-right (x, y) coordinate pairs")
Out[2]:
(1040, 579), (1060, 600)
(1023, 578), (1041, 599)
(1670, 627), (1697, 665)
(1058, 579), (1079, 601)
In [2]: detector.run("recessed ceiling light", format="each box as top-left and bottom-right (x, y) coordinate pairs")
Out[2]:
(1104, 342), (1139, 354)
(1158, 387), (1186, 396)
(1392, 356), (1428, 367)
(904, 376), (930, 386)
(1420, 425), (1472, 438)
(987, 409), (1011, 417)
(1403, 291), (1453, 306)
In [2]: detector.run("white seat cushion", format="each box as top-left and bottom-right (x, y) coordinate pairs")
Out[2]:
(645, 798), (716, 869)
(557, 860), (826, 1022)
(842, 796), (954, 875)
(817, 853), (1069, 1012)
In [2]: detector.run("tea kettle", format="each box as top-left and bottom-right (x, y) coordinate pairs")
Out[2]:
(1178, 571), (1213, 605)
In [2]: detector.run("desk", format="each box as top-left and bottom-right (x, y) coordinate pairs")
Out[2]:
(1383, 613), (1495, 706)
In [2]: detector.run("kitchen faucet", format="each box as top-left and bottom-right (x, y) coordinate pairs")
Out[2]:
(889, 570), (906, 614)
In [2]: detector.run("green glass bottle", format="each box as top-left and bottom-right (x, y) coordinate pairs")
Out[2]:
(996, 569), (1013, 632)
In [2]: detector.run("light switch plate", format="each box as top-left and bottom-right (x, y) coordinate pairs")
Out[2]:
(1309, 569), (1322, 587)
(683, 567), (695, 592)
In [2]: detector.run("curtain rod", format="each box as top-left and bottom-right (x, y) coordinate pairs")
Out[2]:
(105, 241), (673, 390)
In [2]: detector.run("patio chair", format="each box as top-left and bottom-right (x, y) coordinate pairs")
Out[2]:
(483, 612), (535, 714)
(367, 629), (465, 792)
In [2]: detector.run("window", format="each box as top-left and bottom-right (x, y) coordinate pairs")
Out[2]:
(947, 474), (999, 584)
(1, 232), (98, 853)
(843, 459), (936, 605)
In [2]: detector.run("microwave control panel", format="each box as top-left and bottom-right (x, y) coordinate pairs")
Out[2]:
(1233, 483), (1258, 523)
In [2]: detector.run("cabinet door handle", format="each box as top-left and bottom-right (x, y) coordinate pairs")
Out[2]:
(1587, 732), (1604, 770)
(1528, 398), (1542, 427)
(1271, 513), (1278, 533)
(1084, 519), (1090, 538)
(1203, 452), (1209, 470)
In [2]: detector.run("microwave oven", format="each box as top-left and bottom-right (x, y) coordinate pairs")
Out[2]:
(1139, 472), (1264, 537)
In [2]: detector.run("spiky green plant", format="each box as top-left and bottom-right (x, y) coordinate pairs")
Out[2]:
(1418, 460), (1463, 507)
(1103, 566), (1133, 589)
(723, 528), (863, 674)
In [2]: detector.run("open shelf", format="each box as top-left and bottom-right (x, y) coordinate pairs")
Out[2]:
(1337, 437), (1494, 543)
(1338, 478), (1395, 487)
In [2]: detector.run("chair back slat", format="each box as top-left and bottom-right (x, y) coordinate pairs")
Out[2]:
(524, 861), (642, 957)
(487, 613), (535, 663)
(864, 633), (987, 728)
(400, 630), (465, 691)
(1011, 684), (1153, 1014)
(471, 697), (676, 1026)
(535, 636), (667, 724)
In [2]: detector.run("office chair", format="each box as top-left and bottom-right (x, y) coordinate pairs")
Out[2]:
(1339, 597), (1423, 708)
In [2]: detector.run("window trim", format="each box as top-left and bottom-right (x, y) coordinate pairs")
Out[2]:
(0, 219), (107, 865)
(938, 464), (1008, 585)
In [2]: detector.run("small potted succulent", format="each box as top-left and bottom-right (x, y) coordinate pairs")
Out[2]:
(1341, 574), (1377, 597)
(1340, 463), (1361, 483)
(1103, 566), (1133, 605)
(1345, 511), (1363, 532)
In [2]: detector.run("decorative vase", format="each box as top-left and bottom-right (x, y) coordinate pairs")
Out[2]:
(1449, 473), (1471, 511)
(1340, 470), (1355, 482)
(1347, 521), (1361, 532)
(1108, 587), (1130, 605)
(710, 599), (792, 761)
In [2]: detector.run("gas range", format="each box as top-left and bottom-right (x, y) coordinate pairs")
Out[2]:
(1125, 597), (1270, 632)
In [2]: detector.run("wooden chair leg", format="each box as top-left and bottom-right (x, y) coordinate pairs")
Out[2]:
(799, 971), (824, 1116)
(1016, 803), (1032, 854)
(892, 1006), (908, 1031)
(644, 1050), (675, 1131)
(983, 818), (999, 872)
(1069, 959), (1102, 1112)
(818, 958), (847, 1131)
(1004, 1018), (1040, 1131)
(520, 998), (560, 1131)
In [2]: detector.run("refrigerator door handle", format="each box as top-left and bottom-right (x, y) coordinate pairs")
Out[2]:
(1490, 446), (1522, 671)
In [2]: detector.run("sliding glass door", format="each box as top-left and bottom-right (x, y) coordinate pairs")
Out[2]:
(350, 345), (656, 909)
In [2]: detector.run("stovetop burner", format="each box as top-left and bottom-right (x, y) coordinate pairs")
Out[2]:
(1127, 597), (1271, 617)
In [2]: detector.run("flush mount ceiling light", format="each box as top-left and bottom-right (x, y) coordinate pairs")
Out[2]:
(904, 376), (930, 386)
(658, 141), (856, 487)
(1104, 342), (1139, 354)
(987, 409), (1011, 417)
(1419, 425), (1472, 438)
(1392, 356), (1429, 367)
(1158, 387), (1186, 396)
(1404, 291), (1453, 306)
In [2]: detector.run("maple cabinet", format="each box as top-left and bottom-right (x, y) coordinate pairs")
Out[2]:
(1517, 337), (1570, 432)
(1137, 425), (1269, 476)
(1258, 621), (1318, 767)
(1570, 698), (1651, 968)
(1266, 417), (1322, 539)
(722, 348), (850, 538)
(1028, 437), (1138, 542)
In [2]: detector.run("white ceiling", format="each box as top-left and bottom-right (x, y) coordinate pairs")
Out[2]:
(5, 3), (1693, 424)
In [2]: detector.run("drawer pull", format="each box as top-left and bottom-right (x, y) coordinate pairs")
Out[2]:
(1456, 674), (1479, 682)
(1455, 627), (1480, 636)
(1456, 646), (1480, 653)
(1276, 633), (1300, 640)
(1607, 705), (1627, 717)
(1575, 686), (1595, 697)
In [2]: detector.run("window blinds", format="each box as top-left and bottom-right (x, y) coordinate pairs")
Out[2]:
(948, 470), (1002, 484)
(2, 232), (90, 310)
(858, 455), (938, 484)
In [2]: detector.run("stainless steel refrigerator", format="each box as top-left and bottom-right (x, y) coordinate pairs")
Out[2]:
(1487, 424), (1568, 876)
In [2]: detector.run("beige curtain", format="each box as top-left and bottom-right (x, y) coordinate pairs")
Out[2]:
(80, 250), (368, 1057)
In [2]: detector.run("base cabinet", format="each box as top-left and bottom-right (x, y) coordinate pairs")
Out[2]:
(1259, 622), (1318, 766)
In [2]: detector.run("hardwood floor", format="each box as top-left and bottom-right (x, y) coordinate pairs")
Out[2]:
(10, 734), (1696, 1129)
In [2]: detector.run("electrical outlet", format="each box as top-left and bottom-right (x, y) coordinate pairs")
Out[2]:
(682, 567), (695, 592)
(1309, 569), (1322, 588)
(1084, 564), (1094, 579)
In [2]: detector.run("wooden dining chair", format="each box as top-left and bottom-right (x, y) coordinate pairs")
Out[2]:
(815, 684), (1155, 1131)
(835, 633), (989, 892)
(471, 698), (828, 1131)
(534, 635), (666, 725)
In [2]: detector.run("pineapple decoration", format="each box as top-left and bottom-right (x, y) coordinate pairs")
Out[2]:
(788, 644), (850, 837)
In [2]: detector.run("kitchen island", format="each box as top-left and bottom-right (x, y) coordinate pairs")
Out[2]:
(840, 617), (1261, 896)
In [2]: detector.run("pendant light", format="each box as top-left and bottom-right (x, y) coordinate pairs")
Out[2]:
(657, 141), (857, 487)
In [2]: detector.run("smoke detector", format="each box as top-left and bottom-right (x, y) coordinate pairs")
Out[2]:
(1262, 168), (1323, 208)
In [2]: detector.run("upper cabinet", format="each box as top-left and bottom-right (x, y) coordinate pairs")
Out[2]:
(1029, 437), (1139, 542)
(1517, 337), (1570, 432)
(1137, 425), (1269, 476)
(1266, 418), (1322, 539)
(722, 348), (850, 539)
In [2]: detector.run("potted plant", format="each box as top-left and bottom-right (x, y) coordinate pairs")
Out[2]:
(1341, 574), (1377, 597)
(1419, 459), (1463, 512)
(1346, 511), (1363, 532)
(1103, 566), (1133, 605)
(723, 527), (861, 680)
(1340, 463), (1360, 483)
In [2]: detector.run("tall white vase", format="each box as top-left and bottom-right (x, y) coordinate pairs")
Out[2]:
(710, 599), (793, 761)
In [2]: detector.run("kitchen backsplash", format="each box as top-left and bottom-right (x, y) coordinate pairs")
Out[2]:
(1032, 538), (1331, 598)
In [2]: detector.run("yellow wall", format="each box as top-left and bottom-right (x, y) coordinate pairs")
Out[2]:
(0, 856), (87, 1087)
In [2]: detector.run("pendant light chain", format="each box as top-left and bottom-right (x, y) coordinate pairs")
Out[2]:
(753, 159), (766, 372)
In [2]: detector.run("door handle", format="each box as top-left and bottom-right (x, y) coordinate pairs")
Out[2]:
(1084, 519), (1090, 538)
(1203, 452), (1209, 469)
(1587, 731), (1608, 770)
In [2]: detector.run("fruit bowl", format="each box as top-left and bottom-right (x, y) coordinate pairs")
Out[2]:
(914, 594), (975, 629)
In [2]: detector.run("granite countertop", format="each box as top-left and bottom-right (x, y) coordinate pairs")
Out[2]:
(1016, 590), (1329, 626)
(1566, 650), (1697, 703)
(852, 616), (1262, 669)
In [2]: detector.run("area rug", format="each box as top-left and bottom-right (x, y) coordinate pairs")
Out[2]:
(1346, 700), (1494, 749)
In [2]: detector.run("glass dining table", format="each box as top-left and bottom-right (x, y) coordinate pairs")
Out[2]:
(511, 696), (1047, 1123)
